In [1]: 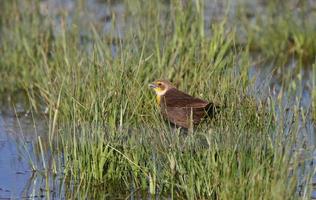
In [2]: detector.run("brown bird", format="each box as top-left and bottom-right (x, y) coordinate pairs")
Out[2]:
(149, 80), (219, 129)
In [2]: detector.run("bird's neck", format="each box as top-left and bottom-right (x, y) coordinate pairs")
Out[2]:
(155, 89), (168, 105)
(156, 95), (161, 105)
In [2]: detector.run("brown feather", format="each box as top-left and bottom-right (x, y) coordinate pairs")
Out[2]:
(159, 88), (217, 128)
(163, 88), (209, 107)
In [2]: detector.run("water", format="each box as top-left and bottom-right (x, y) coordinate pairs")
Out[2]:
(250, 61), (316, 198)
(0, 97), (66, 199)
(0, 108), (42, 198)
(0, 114), (31, 199)
(1, 0), (316, 198)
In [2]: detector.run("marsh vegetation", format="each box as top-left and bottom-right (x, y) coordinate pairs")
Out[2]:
(0, 0), (315, 199)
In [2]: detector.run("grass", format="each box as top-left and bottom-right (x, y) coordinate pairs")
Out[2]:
(237, 0), (316, 65)
(0, 0), (315, 199)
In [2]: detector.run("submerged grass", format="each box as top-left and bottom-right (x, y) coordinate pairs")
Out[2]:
(0, 0), (314, 199)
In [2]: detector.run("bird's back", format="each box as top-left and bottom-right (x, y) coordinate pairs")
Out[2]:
(159, 88), (217, 128)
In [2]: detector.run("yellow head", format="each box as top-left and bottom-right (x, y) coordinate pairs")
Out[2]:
(149, 80), (175, 96)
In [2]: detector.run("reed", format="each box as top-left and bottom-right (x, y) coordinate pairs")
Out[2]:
(0, 0), (314, 199)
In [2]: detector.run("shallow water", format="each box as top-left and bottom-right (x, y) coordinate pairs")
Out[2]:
(0, 94), (67, 198)
(0, 114), (31, 199)
(0, 109), (43, 198)
(0, 89), (315, 195)
(1, 0), (316, 198)
(251, 62), (316, 198)
(0, 65), (314, 198)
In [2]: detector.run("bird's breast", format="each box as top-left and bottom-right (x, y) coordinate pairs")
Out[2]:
(156, 95), (161, 105)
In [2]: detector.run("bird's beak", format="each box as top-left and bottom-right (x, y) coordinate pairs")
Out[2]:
(148, 83), (157, 89)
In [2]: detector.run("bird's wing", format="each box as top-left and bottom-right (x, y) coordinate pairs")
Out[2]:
(162, 106), (191, 128)
(163, 88), (209, 108)
(162, 106), (209, 128)
(160, 88), (217, 128)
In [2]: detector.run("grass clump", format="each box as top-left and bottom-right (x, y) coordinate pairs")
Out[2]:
(0, 0), (314, 199)
(239, 0), (316, 65)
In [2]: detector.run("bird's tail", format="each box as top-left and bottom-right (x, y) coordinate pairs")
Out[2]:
(205, 102), (221, 117)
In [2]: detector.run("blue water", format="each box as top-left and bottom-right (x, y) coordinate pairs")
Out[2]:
(0, 110), (63, 199)
(0, 113), (32, 198)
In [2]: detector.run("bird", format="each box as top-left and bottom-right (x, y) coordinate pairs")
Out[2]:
(149, 80), (219, 129)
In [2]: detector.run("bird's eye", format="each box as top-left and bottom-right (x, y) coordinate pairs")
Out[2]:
(157, 83), (162, 86)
